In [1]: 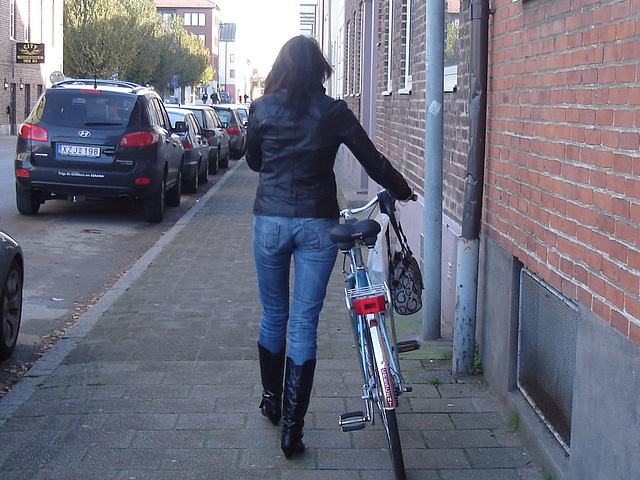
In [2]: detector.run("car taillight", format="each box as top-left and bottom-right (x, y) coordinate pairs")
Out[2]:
(226, 126), (240, 136)
(135, 178), (151, 185)
(15, 168), (30, 177)
(19, 123), (48, 142)
(182, 140), (192, 149)
(120, 131), (159, 147)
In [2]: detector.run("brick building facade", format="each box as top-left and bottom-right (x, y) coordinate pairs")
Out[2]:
(324, 0), (640, 478)
(481, 1), (640, 477)
(0, 0), (64, 135)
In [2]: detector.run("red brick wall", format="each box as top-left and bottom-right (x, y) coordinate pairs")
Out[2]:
(485, 0), (640, 344)
(373, 0), (470, 223)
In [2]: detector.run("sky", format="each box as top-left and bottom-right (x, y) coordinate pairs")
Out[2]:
(214, 0), (301, 76)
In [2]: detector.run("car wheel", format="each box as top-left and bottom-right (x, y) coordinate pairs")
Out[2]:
(143, 176), (166, 223)
(208, 150), (219, 175)
(0, 260), (23, 361)
(16, 191), (41, 215)
(199, 158), (209, 184)
(184, 163), (199, 194)
(220, 149), (230, 169)
(166, 170), (182, 207)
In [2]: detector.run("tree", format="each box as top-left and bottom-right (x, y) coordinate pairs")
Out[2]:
(64, 0), (212, 89)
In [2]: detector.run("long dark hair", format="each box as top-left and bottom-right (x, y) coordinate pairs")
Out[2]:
(264, 36), (333, 117)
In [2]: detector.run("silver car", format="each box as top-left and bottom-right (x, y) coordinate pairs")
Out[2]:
(0, 223), (23, 361)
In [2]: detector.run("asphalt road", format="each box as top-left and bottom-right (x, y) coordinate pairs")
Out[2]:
(0, 134), (230, 395)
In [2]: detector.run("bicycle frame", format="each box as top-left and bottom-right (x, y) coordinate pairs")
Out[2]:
(343, 243), (403, 416)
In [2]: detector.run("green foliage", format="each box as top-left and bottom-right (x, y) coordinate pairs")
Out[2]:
(507, 409), (520, 430)
(428, 376), (441, 386)
(64, 0), (211, 89)
(470, 343), (483, 375)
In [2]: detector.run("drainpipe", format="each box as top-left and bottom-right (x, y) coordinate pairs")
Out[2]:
(422, 0), (445, 340)
(453, 0), (491, 373)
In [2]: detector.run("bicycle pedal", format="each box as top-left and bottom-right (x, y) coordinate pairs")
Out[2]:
(339, 411), (367, 431)
(396, 340), (420, 353)
(342, 423), (366, 431)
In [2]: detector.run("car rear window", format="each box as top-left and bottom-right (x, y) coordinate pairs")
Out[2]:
(28, 90), (138, 128)
(214, 108), (231, 125)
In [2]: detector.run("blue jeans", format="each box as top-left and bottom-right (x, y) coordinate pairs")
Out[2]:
(253, 215), (338, 365)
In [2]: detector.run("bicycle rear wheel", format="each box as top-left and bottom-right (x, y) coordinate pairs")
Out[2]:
(379, 402), (405, 480)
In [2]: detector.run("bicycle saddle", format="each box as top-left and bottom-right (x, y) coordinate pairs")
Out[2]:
(330, 218), (381, 250)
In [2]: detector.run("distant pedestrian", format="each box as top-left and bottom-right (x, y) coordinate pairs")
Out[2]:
(244, 94), (249, 103)
(202, 92), (208, 103)
(210, 92), (219, 104)
(246, 35), (412, 460)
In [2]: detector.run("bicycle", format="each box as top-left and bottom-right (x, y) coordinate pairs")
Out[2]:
(329, 189), (420, 480)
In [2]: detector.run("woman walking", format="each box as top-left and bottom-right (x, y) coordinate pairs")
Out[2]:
(246, 35), (412, 459)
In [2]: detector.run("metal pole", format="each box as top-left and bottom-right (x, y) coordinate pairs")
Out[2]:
(422, 0), (444, 340)
(453, 0), (491, 373)
(224, 41), (228, 92)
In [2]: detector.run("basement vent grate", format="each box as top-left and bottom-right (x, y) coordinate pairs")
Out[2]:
(518, 269), (578, 452)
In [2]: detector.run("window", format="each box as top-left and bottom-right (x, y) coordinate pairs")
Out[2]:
(398, 0), (413, 94)
(10, 0), (15, 40)
(230, 54), (235, 62)
(183, 12), (205, 27)
(197, 34), (206, 44)
(382, 0), (393, 95)
(345, 19), (351, 95)
(444, 1), (460, 92)
(229, 69), (235, 79)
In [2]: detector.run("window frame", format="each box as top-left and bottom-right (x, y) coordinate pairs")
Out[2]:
(398, 0), (413, 95)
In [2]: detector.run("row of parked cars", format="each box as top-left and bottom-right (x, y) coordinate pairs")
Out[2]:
(4, 79), (251, 363)
(14, 79), (248, 223)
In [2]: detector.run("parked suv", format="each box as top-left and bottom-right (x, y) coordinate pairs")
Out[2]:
(15, 79), (184, 223)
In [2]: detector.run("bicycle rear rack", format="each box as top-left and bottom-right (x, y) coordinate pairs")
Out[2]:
(345, 283), (390, 310)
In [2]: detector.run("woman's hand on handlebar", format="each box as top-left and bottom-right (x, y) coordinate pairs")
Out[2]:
(400, 190), (417, 203)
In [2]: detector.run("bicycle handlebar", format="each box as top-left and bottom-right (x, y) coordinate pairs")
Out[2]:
(339, 189), (416, 219)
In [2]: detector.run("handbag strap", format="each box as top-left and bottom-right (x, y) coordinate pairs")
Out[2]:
(387, 208), (413, 258)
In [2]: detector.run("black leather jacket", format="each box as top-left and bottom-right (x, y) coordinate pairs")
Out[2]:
(246, 89), (411, 218)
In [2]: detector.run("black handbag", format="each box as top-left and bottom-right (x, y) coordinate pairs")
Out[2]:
(380, 193), (424, 316)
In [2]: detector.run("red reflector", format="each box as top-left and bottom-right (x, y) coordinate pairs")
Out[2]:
(19, 123), (48, 141)
(353, 295), (386, 315)
(15, 168), (30, 177)
(134, 177), (151, 185)
(120, 131), (159, 147)
(226, 126), (240, 135)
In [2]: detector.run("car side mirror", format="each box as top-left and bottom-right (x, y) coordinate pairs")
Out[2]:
(173, 121), (188, 133)
(202, 128), (215, 137)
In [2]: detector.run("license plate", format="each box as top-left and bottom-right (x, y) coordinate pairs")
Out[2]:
(57, 144), (101, 158)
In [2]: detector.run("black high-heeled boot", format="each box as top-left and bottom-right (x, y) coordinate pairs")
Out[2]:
(281, 356), (316, 459)
(258, 344), (286, 425)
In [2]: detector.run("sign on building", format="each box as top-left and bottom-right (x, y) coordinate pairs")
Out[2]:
(16, 43), (45, 64)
